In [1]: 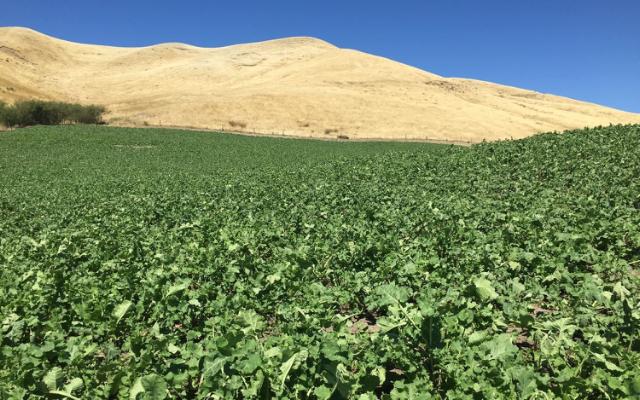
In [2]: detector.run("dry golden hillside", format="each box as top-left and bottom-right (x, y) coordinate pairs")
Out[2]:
(1, 27), (639, 142)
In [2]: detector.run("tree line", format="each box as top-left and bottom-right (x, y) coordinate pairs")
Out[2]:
(0, 100), (106, 128)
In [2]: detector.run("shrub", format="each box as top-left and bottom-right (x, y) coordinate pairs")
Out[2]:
(66, 104), (106, 124)
(325, 128), (339, 135)
(0, 102), (19, 129)
(13, 100), (65, 126)
(228, 120), (247, 129)
(0, 100), (106, 128)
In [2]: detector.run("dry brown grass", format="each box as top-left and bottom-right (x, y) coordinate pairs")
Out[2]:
(1, 27), (639, 142)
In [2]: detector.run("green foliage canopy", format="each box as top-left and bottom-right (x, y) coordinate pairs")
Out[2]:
(0, 100), (105, 128)
(0, 124), (639, 398)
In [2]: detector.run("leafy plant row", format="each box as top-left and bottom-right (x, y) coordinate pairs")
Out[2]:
(0, 124), (638, 399)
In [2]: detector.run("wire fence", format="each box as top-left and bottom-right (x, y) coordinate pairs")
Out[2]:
(0, 120), (478, 145)
(130, 122), (478, 145)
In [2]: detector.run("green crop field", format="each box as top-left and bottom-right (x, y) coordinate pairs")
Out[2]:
(1, 125), (639, 399)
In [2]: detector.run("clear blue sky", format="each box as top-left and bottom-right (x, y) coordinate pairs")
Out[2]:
(2, 0), (639, 112)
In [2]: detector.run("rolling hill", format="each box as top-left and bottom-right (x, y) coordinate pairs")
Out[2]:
(1, 26), (639, 141)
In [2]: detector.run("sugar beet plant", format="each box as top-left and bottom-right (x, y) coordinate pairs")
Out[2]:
(0, 125), (639, 399)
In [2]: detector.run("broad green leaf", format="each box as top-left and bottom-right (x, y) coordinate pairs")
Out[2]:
(141, 374), (167, 400)
(474, 277), (499, 301)
(314, 385), (333, 400)
(264, 347), (282, 359)
(203, 357), (227, 378)
(593, 353), (623, 372)
(368, 284), (410, 309)
(373, 366), (386, 386)
(167, 343), (181, 354)
(242, 370), (265, 397)
(43, 367), (62, 391)
(129, 378), (144, 400)
(279, 351), (307, 389)
(510, 367), (537, 398)
(279, 354), (297, 389)
(129, 374), (167, 400)
(482, 334), (517, 360)
(511, 279), (525, 294)
(468, 331), (488, 345)
(629, 375), (640, 396)
(49, 391), (81, 400)
(507, 261), (521, 270)
(612, 282), (629, 301)
(165, 280), (190, 297)
(238, 310), (265, 333)
(113, 300), (132, 324)
(376, 316), (406, 333)
(63, 378), (83, 394)
(241, 353), (262, 374)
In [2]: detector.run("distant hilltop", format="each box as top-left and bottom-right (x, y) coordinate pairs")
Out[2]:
(1, 27), (639, 141)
